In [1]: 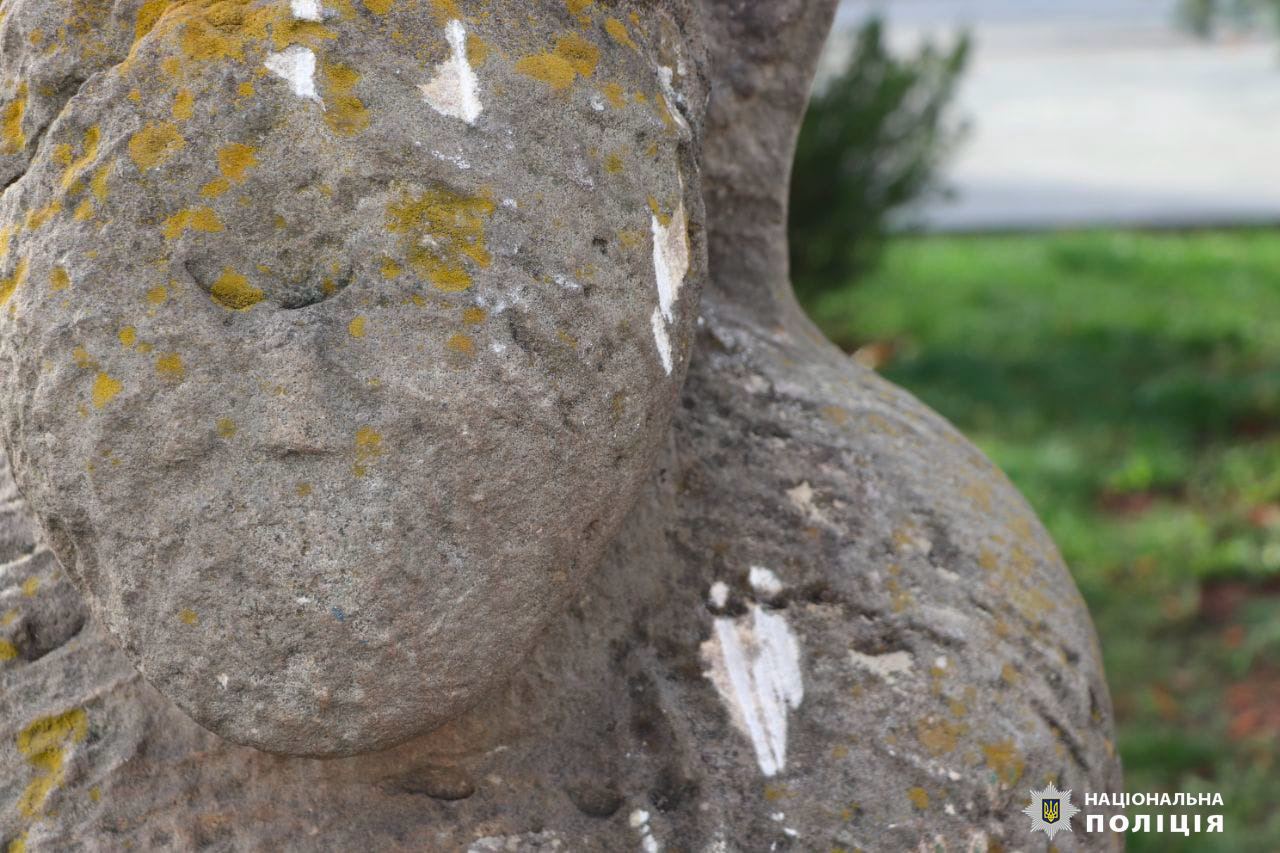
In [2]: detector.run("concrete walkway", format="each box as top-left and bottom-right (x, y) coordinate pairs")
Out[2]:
(833, 0), (1280, 231)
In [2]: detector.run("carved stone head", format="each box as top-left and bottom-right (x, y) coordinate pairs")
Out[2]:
(0, 0), (707, 756)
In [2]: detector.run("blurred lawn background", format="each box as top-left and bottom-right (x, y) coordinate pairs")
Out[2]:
(800, 230), (1280, 850)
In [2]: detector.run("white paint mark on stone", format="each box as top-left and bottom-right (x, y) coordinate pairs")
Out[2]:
(651, 199), (690, 324)
(848, 649), (915, 681)
(657, 66), (690, 134)
(265, 45), (320, 102)
(553, 273), (582, 292)
(431, 149), (472, 170)
(651, 307), (673, 375)
(629, 810), (660, 853)
(420, 20), (483, 125)
(290, 0), (324, 21)
(700, 603), (804, 777)
(709, 581), (730, 609)
(749, 566), (784, 599)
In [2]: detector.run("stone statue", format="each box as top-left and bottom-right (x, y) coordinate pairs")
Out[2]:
(0, 0), (1121, 849)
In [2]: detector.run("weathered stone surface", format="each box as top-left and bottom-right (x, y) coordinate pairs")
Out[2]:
(0, 0), (706, 755)
(0, 0), (1124, 849)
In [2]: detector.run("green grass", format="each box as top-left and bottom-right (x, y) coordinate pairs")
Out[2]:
(803, 230), (1280, 851)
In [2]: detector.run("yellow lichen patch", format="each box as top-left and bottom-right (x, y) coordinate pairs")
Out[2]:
(353, 426), (383, 477)
(386, 187), (496, 292)
(217, 142), (259, 181)
(59, 125), (101, 191)
(21, 577), (38, 596)
(647, 195), (672, 227)
(49, 267), (71, 292)
(380, 257), (402, 279)
(209, 268), (263, 310)
(446, 332), (475, 356)
(295, 482), (312, 497)
(604, 152), (624, 174)
(982, 739), (1025, 786)
(2, 83), (28, 155)
(604, 17), (637, 49)
(200, 178), (231, 198)
(554, 32), (599, 77)
(0, 258), (30, 307)
(16, 708), (88, 818)
(118, 326), (137, 348)
(91, 372), (123, 409)
(516, 54), (577, 91)
(0, 639), (16, 661)
(602, 81), (626, 108)
(146, 284), (168, 305)
(348, 315), (367, 338)
(237, 81), (255, 98)
(916, 717), (965, 756)
(462, 306), (486, 324)
(155, 352), (185, 380)
(178, 608), (198, 625)
(161, 206), (224, 240)
(429, 0), (459, 21)
(1001, 662), (1019, 685)
(271, 16), (337, 51)
(906, 787), (929, 810)
(134, 0), (169, 43)
(216, 417), (237, 438)
(25, 200), (63, 232)
(363, 0), (393, 13)
(72, 347), (98, 370)
(617, 229), (643, 250)
(89, 786), (101, 803)
(565, 0), (593, 14)
(163, 2), (276, 64)
(322, 62), (370, 136)
(128, 122), (185, 171)
(466, 34), (490, 67)
(173, 88), (195, 120)
(90, 162), (111, 204)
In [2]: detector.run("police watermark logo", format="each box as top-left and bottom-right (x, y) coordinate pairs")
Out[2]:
(1022, 782), (1080, 840)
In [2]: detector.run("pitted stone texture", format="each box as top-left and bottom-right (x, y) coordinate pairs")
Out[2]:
(0, 0), (707, 756)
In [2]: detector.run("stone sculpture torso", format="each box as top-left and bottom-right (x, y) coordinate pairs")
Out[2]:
(0, 1), (1122, 850)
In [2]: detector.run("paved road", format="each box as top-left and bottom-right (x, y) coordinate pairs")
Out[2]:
(832, 0), (1280, 230)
